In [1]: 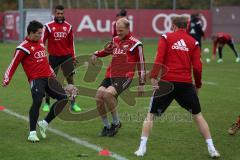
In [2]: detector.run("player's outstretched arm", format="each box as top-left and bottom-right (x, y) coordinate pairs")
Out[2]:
(2, 50), (26, 87)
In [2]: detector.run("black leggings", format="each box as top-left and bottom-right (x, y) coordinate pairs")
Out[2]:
(218, 40), (239, 59)
(29, 78), (67, 131)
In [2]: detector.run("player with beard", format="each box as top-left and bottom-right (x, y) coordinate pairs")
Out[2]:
(41, 5), (81, 112)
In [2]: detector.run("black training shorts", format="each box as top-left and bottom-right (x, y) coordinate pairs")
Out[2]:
(149, 81), (201, 115)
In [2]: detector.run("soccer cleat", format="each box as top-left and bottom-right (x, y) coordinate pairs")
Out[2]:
(71, 103), (82, 112)
(42, 103), (50, 112)
(134, 147), (146, 157)
(38, 120), (48, 138)
(108, 122), (122, 137)
(99, 126), (110, 137)
(228, 122), (240, 135)
(208, 147), (220, 159)
(235, 57), (240, 63)
(217, 59), (223, 63)
(28, 131), (39, 142)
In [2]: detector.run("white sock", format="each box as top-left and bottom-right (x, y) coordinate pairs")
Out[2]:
(30, 131), (36, 135)
(43, 120), (48, 126)
(139, 136), (148, 149)
(206, 139), (215, 150)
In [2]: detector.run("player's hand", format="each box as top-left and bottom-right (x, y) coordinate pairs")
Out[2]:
(137, 85), (144, 97)
(151, 78), (159, 90)
(104, 41), (115, 54)
(91, 54), (98, 65)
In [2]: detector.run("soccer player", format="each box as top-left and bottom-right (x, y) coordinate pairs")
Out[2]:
(2, 20), (67, 142)
(188, 13), (205, 49)
(134, 17), (220, 158)
(228, 116), (240, 135)
(91, 18), (146, 137)
(41, 5), (81, 112)
(111, 9), (127, 37)
(211, 32), (240, 63)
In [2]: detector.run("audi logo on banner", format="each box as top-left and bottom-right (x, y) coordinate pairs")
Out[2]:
(34, 50), (46, 59)
(152, 13), (207, 34)
(54, 32), (67, 38)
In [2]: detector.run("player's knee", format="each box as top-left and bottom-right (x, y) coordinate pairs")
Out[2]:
(102, 91), (114, 101)
(95, 90), (104, 101)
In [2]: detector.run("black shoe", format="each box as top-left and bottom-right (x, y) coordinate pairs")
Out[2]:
(99, 126), (110, 137)
(108, 122), (122, 137)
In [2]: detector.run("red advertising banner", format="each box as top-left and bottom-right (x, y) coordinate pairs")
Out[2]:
(4, 11), (19, 41)
(0, 13), (4, 41)
(65, 9), (211, 39)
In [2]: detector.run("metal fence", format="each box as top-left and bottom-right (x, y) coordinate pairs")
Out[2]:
(19, 0), (240, 10)
(21, 0), (213, 10)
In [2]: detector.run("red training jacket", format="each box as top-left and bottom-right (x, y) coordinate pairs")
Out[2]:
(3, 37), (54, 85)
(42, 20), (75, 59)
(94, 33), (146, 85)
(212, 32), (232, 56)
(150, 29), (202, 88)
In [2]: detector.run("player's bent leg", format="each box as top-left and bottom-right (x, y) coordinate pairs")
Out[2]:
(103, 86), (121, 137)
(193, 113), (220, 159)
(227, 41), (239, 60)
(39, 78), (68, 138)
(135, 113), (154, 156)
(96, 87), (110, 136)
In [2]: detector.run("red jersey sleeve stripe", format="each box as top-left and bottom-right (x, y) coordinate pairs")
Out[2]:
(16, 46), (30, 54)
(44, 23), (52, 33)
(129, 41), (142, 52)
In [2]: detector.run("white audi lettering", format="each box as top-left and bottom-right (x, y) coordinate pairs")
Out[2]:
(77, 15), (96, 32)
(34, 50), (46, 59)
(54, 32), (67, 38)
(152, 13), (207, 34)
(113, 48), (126, 55)
(97, 20), (111, 32)
(77, 15), (133, 33)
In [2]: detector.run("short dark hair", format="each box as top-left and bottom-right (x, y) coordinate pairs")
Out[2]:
(119, 9), (127, 17)
(172, 17), (188, 29)
(27, 20), (43, 35)
(55, 5), (64, 11)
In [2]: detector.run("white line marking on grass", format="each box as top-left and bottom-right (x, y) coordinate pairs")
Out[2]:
(3, 108), (128, 160)
(203, 81), (218, 86)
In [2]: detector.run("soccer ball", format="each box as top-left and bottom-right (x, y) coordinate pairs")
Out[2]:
(206, 58), (211, 63)
(203, 47), (210, 53)
(64, 84), (78, 100)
